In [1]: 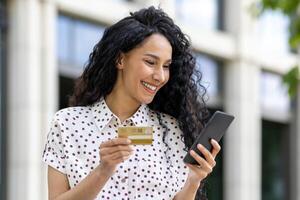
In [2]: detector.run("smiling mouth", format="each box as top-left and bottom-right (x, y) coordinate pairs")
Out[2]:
(141, 81), (158, 93)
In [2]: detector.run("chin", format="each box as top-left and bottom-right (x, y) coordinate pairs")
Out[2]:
(139, 96), (155, 105)
(140, 99), (153, 105)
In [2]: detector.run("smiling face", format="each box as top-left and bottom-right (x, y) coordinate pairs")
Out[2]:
(114, 33), (172, 105)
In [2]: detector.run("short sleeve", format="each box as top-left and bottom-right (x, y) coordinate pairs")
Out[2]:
(42, 118), (67, 173)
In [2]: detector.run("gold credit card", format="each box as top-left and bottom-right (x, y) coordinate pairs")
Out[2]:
(118, 126), (153, 145)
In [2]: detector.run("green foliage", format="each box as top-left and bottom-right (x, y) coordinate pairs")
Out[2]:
(261, 0), (300, 14)
(282, 66), (299, 97)
(258, 0), (300, 97)
(289, 12), (300, 48)
(250, 0), (300, 16)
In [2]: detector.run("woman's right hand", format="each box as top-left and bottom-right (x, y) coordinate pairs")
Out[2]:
(98, 138), (134, 176)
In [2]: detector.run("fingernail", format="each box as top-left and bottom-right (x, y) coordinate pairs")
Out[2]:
(197, 144), (202, 149)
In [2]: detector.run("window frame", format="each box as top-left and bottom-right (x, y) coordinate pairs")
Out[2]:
(261, 120), (291, 200)
(260, 70), (291, 123)
(194, 52), (223, 109)
(57, 13), (107, 78)
(175, 0), (224, 31)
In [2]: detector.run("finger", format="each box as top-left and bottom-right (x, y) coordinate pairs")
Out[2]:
(185, 163), (208, 178)
(197, 144), (216, 167)
(186, 163), (204, 172)
(210, 139), (221, 159)
(100, 145), (134, 156)
(102, 154), (132, 166)
(190, 150), (213, 173)
(113, 151), (132, 160)
(186, 163), (200, 171)
(100, 138), (131, 148)
(112, 154), (132, 164)
(103, 150), (133, 160)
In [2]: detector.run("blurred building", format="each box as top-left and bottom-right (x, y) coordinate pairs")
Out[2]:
(1, 0), (300, 200)
(0, 0), (7, 199)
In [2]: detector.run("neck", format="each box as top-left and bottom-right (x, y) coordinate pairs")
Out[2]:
(105, 90), (141, 122)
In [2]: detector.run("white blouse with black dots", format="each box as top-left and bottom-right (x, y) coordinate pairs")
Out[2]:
(42, 98), (189, 200)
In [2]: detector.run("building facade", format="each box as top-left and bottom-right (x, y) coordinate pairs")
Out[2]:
(4, 0), (300, 200)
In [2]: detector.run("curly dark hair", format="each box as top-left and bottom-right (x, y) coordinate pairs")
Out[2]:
(69, 6), (210, 200)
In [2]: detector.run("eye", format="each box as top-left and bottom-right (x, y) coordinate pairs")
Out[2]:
(145, 60), (156, 66)
(164, 63), (171, 69)
(163, 65), (170, 69)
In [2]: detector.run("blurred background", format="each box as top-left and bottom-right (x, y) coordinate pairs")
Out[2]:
(1, 0), (300, 200)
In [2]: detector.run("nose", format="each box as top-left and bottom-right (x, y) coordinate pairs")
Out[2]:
(152, 66), (165, 83)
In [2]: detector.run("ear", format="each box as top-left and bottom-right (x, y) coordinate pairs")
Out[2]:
(116, 53), (125, 69)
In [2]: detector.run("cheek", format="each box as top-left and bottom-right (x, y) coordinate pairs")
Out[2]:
(138, 65), (154, 79)
(164, 70), (170, 84)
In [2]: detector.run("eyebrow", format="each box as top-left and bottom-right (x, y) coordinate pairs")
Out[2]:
(144, 53), (172, 63)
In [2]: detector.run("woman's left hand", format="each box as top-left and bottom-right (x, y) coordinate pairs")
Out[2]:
(185, 139), (221, 186)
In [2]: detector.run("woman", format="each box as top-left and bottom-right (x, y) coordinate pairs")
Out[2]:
(42, 6), (221, 200)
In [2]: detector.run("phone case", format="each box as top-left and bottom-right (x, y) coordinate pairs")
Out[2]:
(183, 111), (234, 165)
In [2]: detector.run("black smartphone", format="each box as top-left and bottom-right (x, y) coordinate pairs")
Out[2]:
(183, 111), (234, 165)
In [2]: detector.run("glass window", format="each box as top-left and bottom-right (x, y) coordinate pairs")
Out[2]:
(260, 71), (290, 115)
(255, 10), (290, 55)
(57, 15), (73, 65)
(207, 147), (223, 200)
(195, 54), (220, 100)
(57, 15), (105, 70)
(57, 15), (106, 107)
(262, 120), (289, 200)
(73, 20), (104, 66)
(206, 109), (223, 200)
(59, 75), (75, 109)
(176, 0), (221, 30)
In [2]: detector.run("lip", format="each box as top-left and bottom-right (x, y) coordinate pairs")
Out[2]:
(141, 81), (157, 94)
(142, 81), (159, 87)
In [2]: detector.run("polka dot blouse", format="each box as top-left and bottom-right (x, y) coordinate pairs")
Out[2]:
(42, 98), (189, 199)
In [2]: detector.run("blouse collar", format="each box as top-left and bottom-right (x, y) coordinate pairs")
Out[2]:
(91, 98), (152, 132)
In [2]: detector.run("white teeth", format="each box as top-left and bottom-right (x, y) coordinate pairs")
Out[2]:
(142, 81), (157, 91)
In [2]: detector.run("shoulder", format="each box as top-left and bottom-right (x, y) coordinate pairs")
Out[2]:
(146, 107), (180, 128)
(52, 106), (93, 123)
(146, 108), (182, 135)
(158, 112), (180, 128)
(151, 110), (183, 138)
